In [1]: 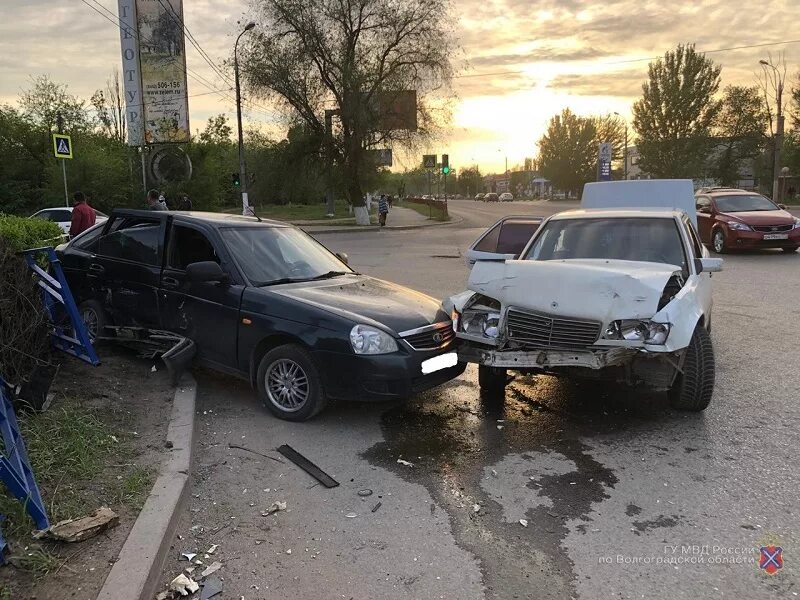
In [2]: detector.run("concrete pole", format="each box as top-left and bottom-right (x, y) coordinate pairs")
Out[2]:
(773, 80), (784, 201)
(62, 160), (69, 207)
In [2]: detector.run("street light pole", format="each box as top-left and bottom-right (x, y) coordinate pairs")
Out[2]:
(235, 21), (256, 216)
(760, 59), (784, 201)
(613, 112), (628, 180)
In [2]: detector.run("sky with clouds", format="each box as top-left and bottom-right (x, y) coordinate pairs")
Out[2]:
(2, 0), (799, 173)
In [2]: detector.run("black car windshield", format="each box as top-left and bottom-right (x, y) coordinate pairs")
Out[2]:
(714, 194), (778, 212)
(524, 217), (686, 269)
(220, 226), (351, 285)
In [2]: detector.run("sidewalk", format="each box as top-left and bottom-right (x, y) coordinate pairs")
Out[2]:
(301, 205), (453, 234)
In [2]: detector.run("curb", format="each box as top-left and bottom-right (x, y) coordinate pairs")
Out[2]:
(96, 375), (197, 600)
(303, 215), (464, 235)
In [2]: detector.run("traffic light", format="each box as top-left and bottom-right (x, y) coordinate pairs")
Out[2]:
(441, 154), (449, 175)
(232, 172), (241, 187)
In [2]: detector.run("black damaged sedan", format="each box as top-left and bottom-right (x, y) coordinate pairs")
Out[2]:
(57, 210), (464, 420)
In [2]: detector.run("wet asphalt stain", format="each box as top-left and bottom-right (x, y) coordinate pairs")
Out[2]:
(631, 514), (682, 535)
(363, 367), (684, 599)
(625, 503), (643, 517)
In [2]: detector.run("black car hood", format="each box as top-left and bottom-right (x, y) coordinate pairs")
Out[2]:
(267, 274), (448, 333)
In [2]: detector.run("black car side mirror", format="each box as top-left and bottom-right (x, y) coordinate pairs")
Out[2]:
(335, 252), (349, 265)
(186, 261), (229, 284)
(697, 206), (711, 214)
(778, 203), (787, 210)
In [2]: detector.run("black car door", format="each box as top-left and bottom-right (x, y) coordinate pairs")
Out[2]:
(88, 214), (166, 327)
(159, 222), (244, 370)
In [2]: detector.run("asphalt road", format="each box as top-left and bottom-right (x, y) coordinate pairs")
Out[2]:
(162, 199), (799, 599)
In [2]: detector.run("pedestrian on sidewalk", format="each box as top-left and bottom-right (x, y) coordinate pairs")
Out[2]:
(378, 193), (389, 227)
(69, 190), (96, 238)
(178, 192), (193, 211)
(146, 189), (166, 211)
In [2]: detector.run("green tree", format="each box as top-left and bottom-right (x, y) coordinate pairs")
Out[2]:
(457, 165), (482, 196)
(712, 86), (767, 186)
(632, 44), (722, 178)
(241, 0), (454, 205)
(91, 69), (126, 143)
(198, 114), (233, 145)
(537, 109), (598, 197)
(19, 75), (89, 134)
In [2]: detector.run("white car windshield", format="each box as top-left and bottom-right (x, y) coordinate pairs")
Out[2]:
(220, 226), (351, 286)
(524, 217), (686, 269)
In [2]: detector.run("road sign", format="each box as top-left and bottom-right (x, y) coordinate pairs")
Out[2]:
(53, 134), (73, 159)
(423, 154), (436, 169)
(371, 148), (393, 167)
(598, 142), (611, 181)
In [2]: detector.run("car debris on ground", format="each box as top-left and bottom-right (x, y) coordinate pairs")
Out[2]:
(200, 561), (222, 578)
(33, 506), (118, 543)
(277, 444), (339, 488)
(262, 500), (287, 516)
(397, 459), (414, 467)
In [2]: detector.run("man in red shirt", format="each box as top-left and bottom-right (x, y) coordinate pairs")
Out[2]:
(70, 191), (96, 238)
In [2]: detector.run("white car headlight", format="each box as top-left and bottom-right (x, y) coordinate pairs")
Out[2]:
(604, 320), (671, 345)
(460, 310), (501, 338)
(727, 221), (751, 231)
(349, 324), (398, 355)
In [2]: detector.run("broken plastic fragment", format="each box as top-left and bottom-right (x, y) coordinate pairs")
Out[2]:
(346, 512), (358, 518)
(206, 544), (218, 555)
(357, 489), (373, 497)
(396, 459), (414, 467)
(285, 549), (292, 554)
(181, 552), (197, 562)
(200, 561), (222, 578)
(169, 573), (200, 596)
(262, 501), (287, 516)
(519, 519), (528, 527)
(473, 504), (480, 513)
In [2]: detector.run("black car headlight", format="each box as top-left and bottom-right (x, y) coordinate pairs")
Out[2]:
(604, 320), (670, 345)
(349, 324), (398, 354)
(460, 310), (501, 339)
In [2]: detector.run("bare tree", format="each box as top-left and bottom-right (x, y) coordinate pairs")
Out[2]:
(91, 68), (127, 143)
(241, 0), (454, 204)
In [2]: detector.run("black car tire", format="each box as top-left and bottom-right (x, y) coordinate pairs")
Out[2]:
(479, 365), (508, 394)
(668, 325), (715, 412)
(257, 344), (327, 422)
(712, 229), (727, 254)
(782, 246), (798, 253)
(78, 300), (111, 343)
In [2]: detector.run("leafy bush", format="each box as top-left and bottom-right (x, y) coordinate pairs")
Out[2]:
(0, 214), (63, 386)
(0, 214), (63, 252)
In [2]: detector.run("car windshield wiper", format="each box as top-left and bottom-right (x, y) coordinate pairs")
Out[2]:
(255, 271), (352, 287)
(308, 270), (351, 280)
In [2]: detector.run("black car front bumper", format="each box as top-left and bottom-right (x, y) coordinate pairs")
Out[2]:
(312, 347), (466, 402)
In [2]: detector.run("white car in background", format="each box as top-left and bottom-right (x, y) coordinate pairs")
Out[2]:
(30, 206), (108, 236)
(499, 192), (514, 202)
(446, 180), (723, 412)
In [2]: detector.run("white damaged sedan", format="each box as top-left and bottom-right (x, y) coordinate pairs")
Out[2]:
(447, 201), (723, 411)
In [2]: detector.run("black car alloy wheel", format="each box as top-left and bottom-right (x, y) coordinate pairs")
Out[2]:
(265, 358), (309, 412)
(256, 344), (327, 421)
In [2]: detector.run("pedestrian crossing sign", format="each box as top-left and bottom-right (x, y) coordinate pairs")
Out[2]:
(53, 134), (73, 159)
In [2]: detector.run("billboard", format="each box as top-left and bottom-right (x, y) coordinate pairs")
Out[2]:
(135, 0), (190, 143)
(117, 0), (143, 145)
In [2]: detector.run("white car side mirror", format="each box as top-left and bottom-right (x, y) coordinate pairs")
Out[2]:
(696, 257), (723, 273)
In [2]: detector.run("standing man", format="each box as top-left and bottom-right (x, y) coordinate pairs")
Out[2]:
(69, 191), (96, 238)
(147, 189), (167, 211)
(178, 193), (193, 211)
(378, 193), (389, 227)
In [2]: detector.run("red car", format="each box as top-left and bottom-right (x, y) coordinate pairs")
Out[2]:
(695, 188), (800, 253)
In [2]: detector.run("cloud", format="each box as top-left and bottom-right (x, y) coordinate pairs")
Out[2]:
(469, 46), (604, 68)
(548, 70), (648, 98)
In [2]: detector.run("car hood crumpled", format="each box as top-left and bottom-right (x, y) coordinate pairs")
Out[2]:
(467, 259), (682, 322)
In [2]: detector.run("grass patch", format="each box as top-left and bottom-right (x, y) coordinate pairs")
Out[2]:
(222, 199), (353, 221)
(113, 465), (154, 509)
(7, 547), (60, 577)
(0, 404), (115, 537)
(398, 200), (450, 222)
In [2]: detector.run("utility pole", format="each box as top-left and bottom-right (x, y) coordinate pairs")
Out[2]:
(235, 22), (256, 216)
(614, 111), (628, 180)
(324, 109), (340, 216)
(760, 59), (785, 201)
